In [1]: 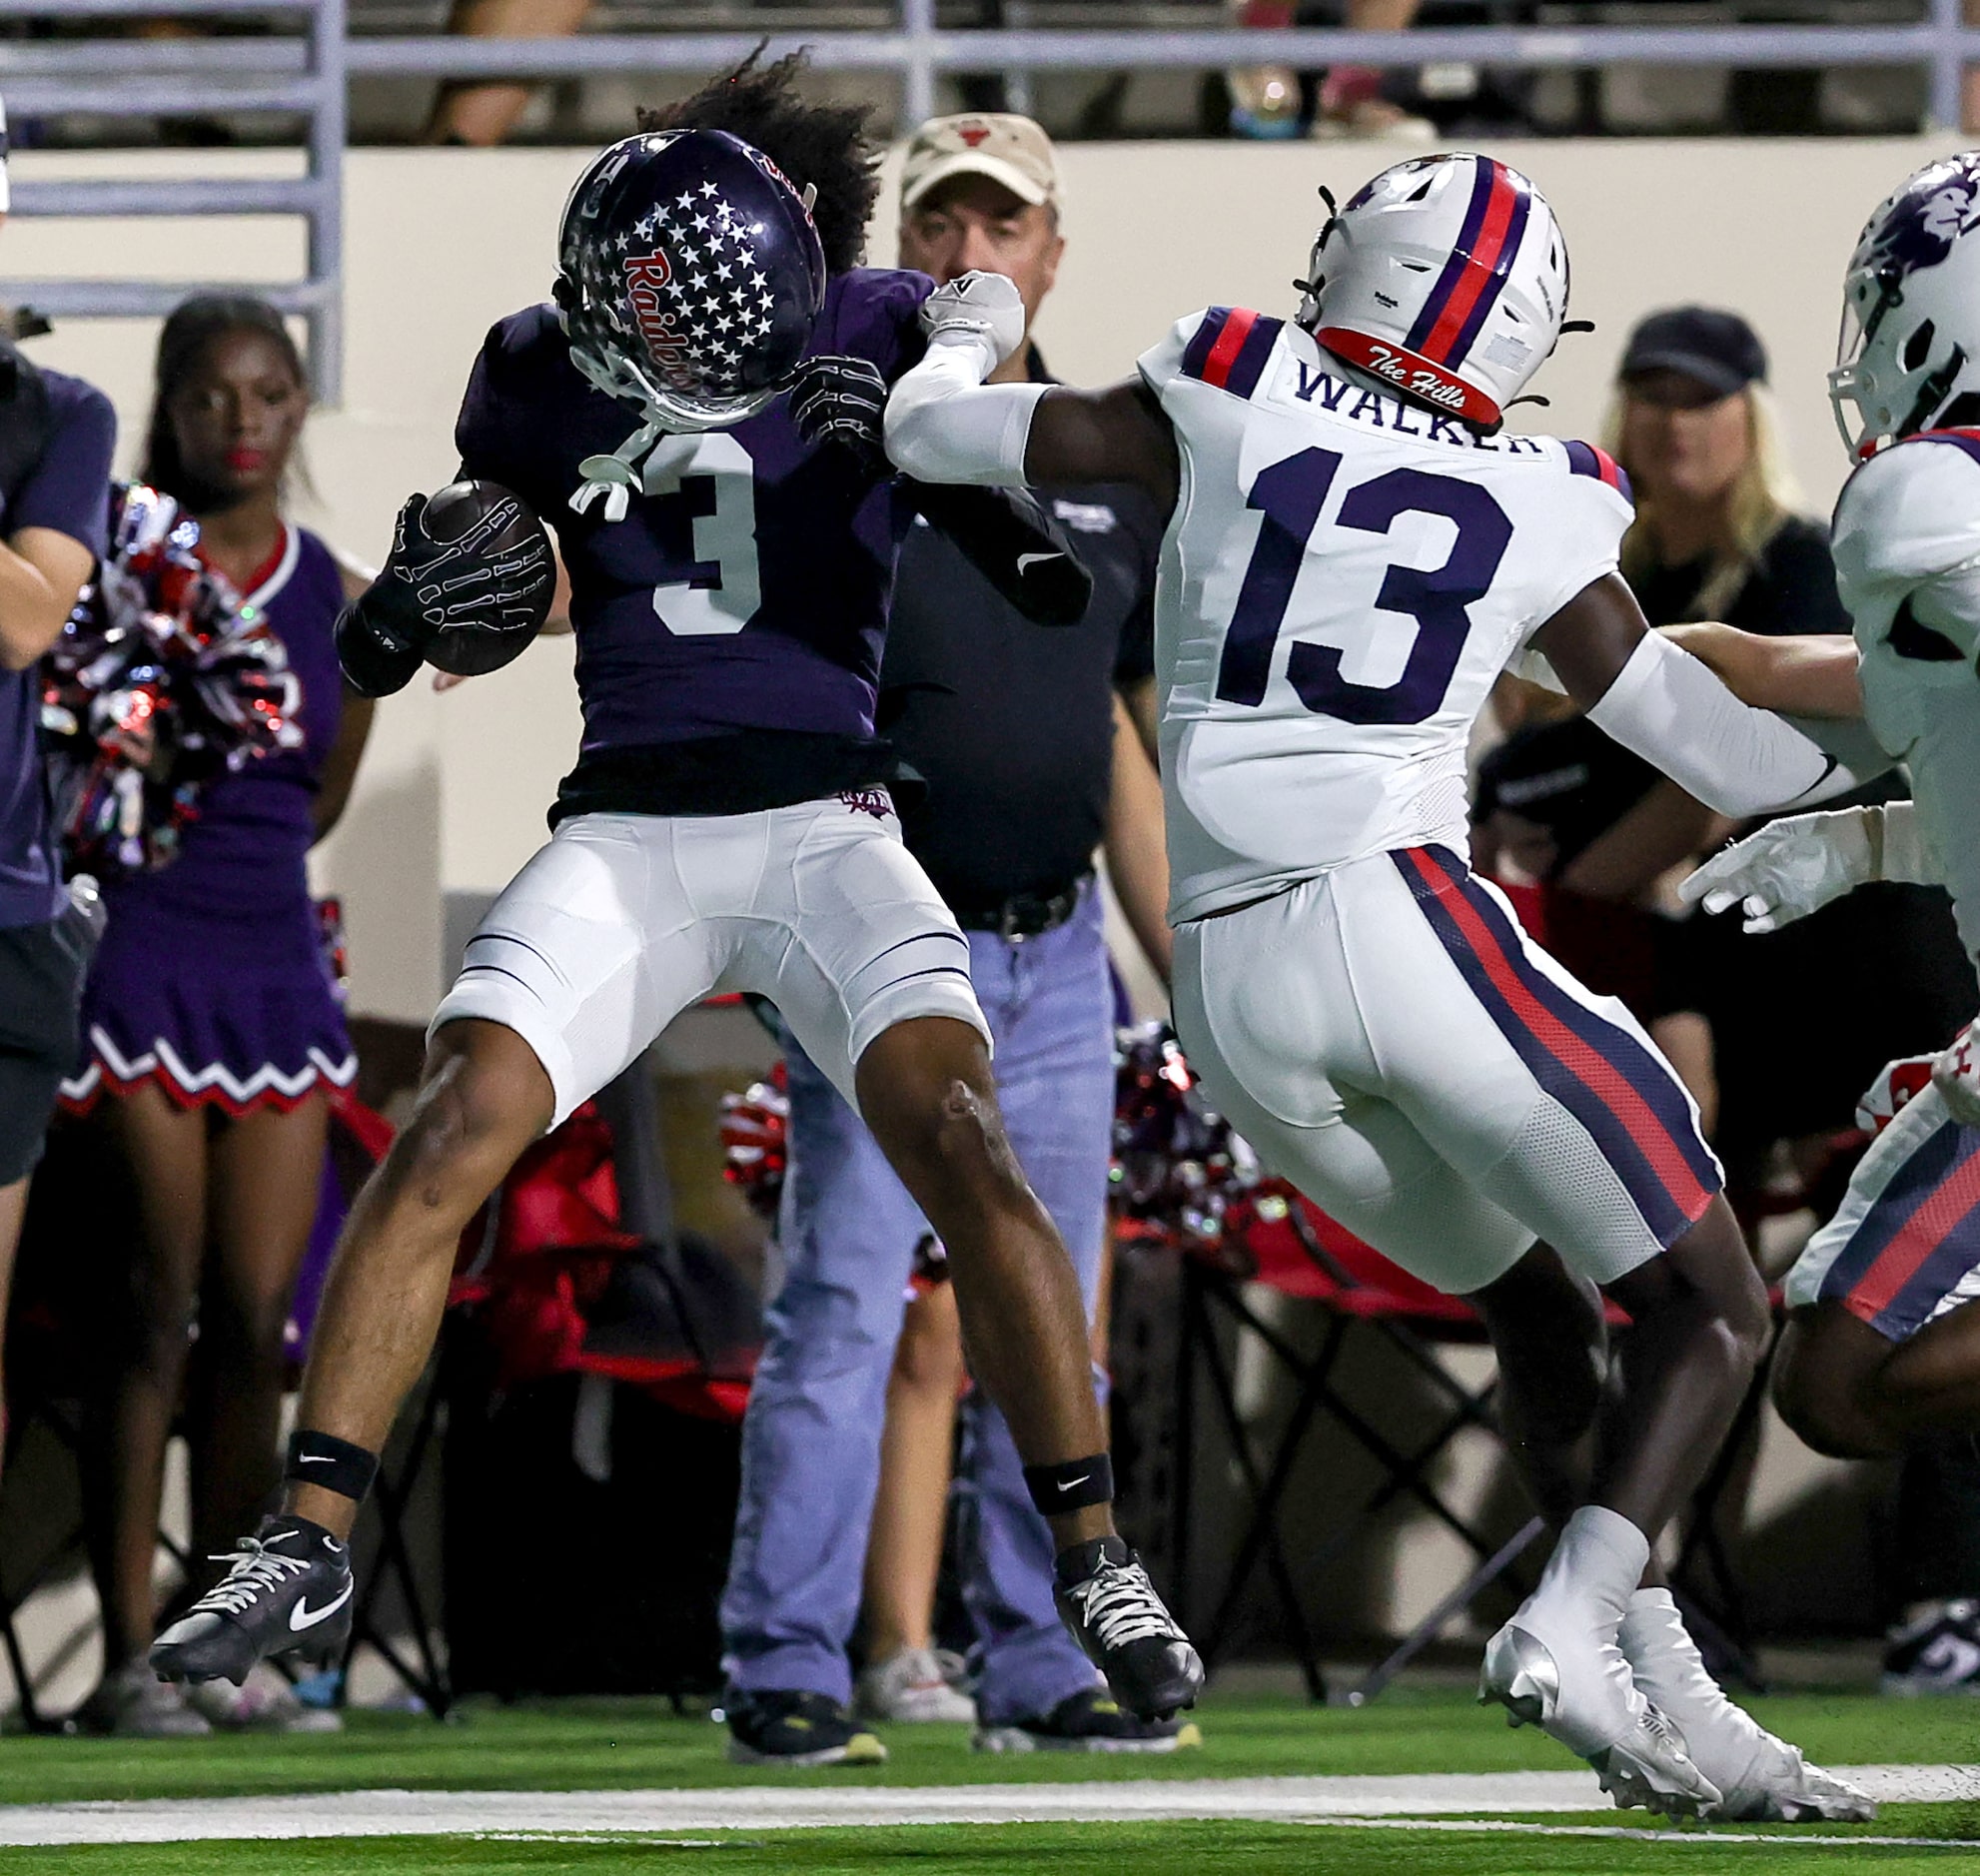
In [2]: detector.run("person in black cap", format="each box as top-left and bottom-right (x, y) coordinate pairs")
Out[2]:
(1609, 307), (1844, 637)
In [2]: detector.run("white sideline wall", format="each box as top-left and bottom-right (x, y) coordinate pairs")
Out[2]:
(7, 133), (1961, 1018)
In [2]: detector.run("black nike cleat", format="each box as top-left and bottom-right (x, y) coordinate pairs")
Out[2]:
(1053, 1536), (1204, 1721)
(150, 1516), (354, 1687)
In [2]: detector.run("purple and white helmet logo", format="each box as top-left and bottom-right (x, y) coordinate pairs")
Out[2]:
(1863, 155), (1980, 279)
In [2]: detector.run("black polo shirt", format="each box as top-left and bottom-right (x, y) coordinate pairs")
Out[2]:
(879, 352), (1161, 912)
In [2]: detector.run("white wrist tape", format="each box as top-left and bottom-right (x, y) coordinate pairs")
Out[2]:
(1871, 800), (1934, 885)
(884, 340), (1046, 487)
(1584, 631), (1858, 817)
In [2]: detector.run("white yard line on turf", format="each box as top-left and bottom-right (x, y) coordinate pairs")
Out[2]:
(0, 1765), (1971, 1847)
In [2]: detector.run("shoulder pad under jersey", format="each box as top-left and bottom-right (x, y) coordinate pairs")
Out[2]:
(814, 267), (934, 383)
(1834, 430), (1980, 598)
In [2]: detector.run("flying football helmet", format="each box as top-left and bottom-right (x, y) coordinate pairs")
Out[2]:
(1830, 151), (1980, 458)
(554, 127), (827, 435)
(1295, 153), (1569, 428)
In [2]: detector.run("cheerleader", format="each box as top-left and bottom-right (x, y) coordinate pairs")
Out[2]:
(67, 297), (373, 1735)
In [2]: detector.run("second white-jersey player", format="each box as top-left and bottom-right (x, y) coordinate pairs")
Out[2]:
(1684, 152), (1980, 1468)
(876, 151), (1870, 1824)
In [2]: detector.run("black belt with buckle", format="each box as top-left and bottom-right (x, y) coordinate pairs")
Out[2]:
(951, 873), (1091, 942)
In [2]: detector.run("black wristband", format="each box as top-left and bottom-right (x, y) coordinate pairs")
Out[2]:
(286, 1429), (380, 1503)
(335, 603), (426, 698)
(1024, 1452), (1114, 1516)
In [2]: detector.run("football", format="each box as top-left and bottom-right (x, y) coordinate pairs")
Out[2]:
(421, 477), (557, 676)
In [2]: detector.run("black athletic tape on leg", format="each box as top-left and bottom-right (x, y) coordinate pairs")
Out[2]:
(285, 1429), (380, 1503)
(1024, 1452), (1114, 1516)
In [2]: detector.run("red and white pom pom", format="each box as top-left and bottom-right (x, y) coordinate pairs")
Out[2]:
(1856, 1056), (1937, 1136)
(1933, 1021), (1980, 1131)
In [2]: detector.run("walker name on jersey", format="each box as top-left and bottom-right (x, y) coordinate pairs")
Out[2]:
(1292, 360), (1549, 454)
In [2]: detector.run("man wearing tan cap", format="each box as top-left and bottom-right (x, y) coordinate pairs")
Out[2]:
(720, 114), (1187, 1760)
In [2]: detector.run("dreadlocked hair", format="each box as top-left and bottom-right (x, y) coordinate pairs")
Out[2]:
(637, 47), (879, 276)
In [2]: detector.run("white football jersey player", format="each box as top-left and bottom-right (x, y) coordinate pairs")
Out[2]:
(885, 152), (1861, 1299)
(881, 147), (1875, 1826)
(1138, 308), (1632, 923)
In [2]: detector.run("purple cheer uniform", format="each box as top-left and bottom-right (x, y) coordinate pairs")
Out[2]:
(61, 524), (357, 1116)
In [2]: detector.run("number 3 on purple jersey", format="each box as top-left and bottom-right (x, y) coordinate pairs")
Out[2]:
(644, 432), (763, 636)
(1216, 447), (1511, 725)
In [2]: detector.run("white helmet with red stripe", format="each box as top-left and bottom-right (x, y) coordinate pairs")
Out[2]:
(1295, 152), (1568, 428)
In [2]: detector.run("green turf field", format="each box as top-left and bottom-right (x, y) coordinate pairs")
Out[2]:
(1, 1687), (1973, 1806)
(0, 1688), (1973, 1873)
(3, 1822), (1980, 1876)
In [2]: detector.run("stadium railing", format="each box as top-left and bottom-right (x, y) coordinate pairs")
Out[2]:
(4, 0), (1978, 399)
(1, 0), (346, 399)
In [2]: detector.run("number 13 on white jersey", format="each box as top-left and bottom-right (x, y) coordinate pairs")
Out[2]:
(1139, 305), (1632, 920)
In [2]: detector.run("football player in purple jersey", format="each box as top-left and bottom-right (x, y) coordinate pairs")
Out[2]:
(152, 54), (1200, 1742)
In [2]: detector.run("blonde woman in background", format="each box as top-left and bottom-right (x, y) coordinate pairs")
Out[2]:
(1607, 308), (1837, 637)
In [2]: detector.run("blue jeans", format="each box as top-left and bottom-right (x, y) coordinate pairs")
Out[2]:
(720, 887), (1114, 1723)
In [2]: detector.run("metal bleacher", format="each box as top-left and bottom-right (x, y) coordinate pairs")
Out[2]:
(2, 0), (1976, 401)
(2, 0), (345, 398)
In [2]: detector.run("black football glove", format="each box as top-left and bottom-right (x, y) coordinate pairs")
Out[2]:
(336, 491), (555, 696)
(789, 355), (889, 472)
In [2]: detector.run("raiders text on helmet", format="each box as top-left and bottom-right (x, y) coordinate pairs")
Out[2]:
(554, 127), (827, 437)
(1830, 151), (1980, 458)
(1295, 153), (1568, 428)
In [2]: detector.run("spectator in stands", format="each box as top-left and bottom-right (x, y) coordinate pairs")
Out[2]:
(719, 113), (1183, 1763)
(422, 0), (589, 147)
(0, 112), (118, 1503)
(1225, 0), (1434, 140)
(67, 296), (374, 1737)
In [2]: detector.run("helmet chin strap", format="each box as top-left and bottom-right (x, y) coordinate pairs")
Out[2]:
(564, 339), (776, 521)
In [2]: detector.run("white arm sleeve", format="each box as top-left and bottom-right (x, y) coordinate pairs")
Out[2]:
(883, 336), (1047, 488)
(1583, 630), (1866, 816)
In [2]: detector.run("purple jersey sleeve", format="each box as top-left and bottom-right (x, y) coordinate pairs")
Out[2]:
(811, 267), (933, 385)
(9, 371), (114, 553)
(454, 313), (564, 516)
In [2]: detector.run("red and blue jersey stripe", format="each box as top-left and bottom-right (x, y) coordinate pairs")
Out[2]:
(1403, 158), (1532, 374)
(1181, 308), (1286, 401)
(1817, 1118), (1980, 1340)
(1905, 426), (1980, 470)
(1394, 846), (1720, 1249)
(1562, 440), (1633, 503)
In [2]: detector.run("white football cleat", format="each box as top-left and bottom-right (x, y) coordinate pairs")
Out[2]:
(1619, 1590), (1875, 1823)
(1480, 1615), (1721, 1819)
